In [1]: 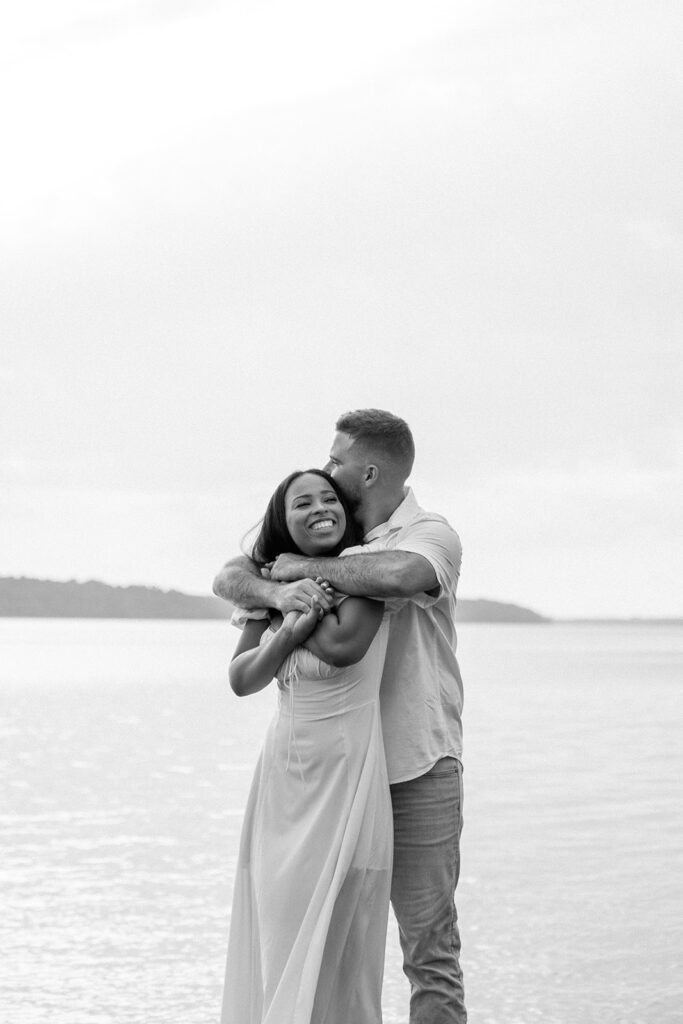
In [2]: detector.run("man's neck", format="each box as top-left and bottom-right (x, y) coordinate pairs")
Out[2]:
(358, 486), (408, 536)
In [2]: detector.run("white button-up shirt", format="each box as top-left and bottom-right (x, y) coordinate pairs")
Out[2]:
(361, 488), (463, 784)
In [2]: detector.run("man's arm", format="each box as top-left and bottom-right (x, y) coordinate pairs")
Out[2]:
(268, 550), (438, 599)
(213, 555), (334, 615)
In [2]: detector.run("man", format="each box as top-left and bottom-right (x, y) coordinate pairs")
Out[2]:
(213, 408), (466, 1024)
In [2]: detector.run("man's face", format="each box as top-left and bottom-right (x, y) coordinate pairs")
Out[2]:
(324, 432), (365, 513)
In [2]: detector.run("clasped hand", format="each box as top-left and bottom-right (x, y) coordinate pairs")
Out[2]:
(282, 604), (322, 644)
(261, 555), (334, 617)
(268, 553), (311, 582)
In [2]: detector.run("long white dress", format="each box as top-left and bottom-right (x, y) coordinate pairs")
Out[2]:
(221, 615), (393, 1024)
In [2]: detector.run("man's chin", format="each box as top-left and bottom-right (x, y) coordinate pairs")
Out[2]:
(332, 479), (362, 523)
(337, 484), (361, 512)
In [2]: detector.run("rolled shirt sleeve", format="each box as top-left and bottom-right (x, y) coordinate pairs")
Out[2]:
(393, 519), (462, 608)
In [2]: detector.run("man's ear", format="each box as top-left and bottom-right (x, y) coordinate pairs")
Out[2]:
(363, 464), (379, 487)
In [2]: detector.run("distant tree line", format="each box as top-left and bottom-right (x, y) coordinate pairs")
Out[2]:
(0, 577), (548, 622)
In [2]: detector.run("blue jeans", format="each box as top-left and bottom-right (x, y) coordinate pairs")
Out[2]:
(390, 757), (466, 1024)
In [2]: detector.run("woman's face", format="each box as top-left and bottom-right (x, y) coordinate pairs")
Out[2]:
(284, 473), (347, 556)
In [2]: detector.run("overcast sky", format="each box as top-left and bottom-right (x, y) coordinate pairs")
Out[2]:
(2, 0), (681, 617)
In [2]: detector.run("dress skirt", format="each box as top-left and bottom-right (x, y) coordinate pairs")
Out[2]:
(221, 621), (392, 1024)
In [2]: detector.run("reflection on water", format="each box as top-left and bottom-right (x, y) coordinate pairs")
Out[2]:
(1, 620), (681, 1023)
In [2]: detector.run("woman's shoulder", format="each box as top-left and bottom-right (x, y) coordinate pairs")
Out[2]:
(230, 606), (271, 629)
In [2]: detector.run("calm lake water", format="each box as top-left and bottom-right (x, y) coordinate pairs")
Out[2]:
(1, 619), (681, 1024)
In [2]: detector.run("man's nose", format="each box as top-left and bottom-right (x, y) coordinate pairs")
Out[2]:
(323, 460), (335, 475)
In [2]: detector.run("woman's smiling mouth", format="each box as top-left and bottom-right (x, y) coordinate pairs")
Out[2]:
(309, 518), (336, 532)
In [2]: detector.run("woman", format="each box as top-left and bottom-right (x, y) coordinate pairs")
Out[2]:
(221, 469), (392, 1024)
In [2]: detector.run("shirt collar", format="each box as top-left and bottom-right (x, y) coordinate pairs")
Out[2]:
(364, 487), (421, 542)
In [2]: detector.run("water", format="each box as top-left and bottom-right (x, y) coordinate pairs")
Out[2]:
(1, 620), (681, 1023)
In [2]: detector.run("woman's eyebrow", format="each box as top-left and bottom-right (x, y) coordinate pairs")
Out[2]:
(290, 490), (337, 503)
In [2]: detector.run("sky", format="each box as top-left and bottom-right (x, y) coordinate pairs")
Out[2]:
(2, 0), (681, 618)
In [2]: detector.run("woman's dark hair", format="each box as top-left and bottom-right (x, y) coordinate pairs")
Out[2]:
(247, 469), (361, 566)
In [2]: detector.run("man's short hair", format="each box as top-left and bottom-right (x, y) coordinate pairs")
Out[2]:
(335, 408), (415, 477)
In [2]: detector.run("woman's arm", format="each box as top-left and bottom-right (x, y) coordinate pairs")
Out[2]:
(303, 597), (384, 669)
(229, 606), (320, 697)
